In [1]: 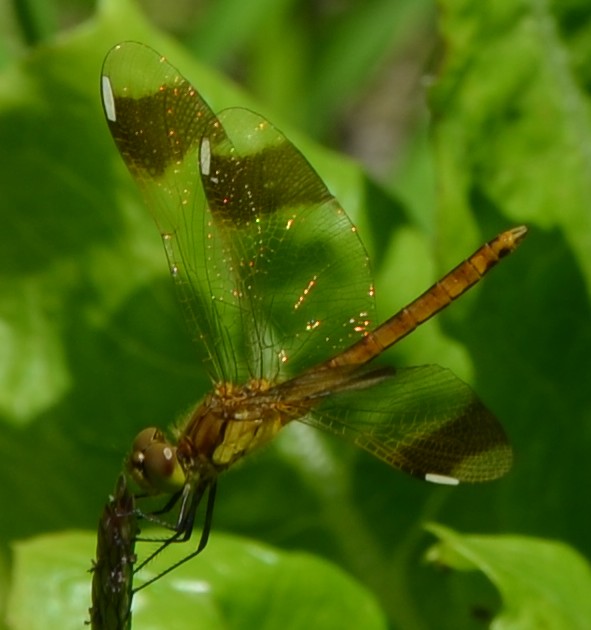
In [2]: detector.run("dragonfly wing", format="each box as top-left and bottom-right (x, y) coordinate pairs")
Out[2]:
(301, 364), (512, 483)
(101, 42), (246, 380)
(101, 43), (375, 383)
(200, 107), (376, 380)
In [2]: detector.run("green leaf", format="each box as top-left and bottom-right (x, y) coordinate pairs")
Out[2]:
(428, 0), (591, 567)
(7, 530), (386, 630)
(426, 524), (591, 630)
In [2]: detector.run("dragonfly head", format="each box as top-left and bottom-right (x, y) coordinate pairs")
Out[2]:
(126, 427), (186, 495)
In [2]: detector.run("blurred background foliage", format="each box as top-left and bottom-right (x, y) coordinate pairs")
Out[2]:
(1, 0), (591, 628)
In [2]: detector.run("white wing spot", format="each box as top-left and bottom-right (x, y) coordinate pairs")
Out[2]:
(200, 137), (211, 175)
(101, 76), (116, 122)
(425, 473), (460, 486)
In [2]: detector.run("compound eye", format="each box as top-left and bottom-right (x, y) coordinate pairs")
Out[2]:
(142, 442), (186, 493)
(127, 427), (185, 494)
(131, 427), (165, 454)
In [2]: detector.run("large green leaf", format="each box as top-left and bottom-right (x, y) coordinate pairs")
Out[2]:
(426, 524), (591, 629)
(428, 0), (591, 556)
(8, 531), (386, 630)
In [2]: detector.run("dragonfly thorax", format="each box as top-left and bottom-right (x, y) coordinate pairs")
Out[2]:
(126, 379), (309, 497)
(177, 379), (307, 472)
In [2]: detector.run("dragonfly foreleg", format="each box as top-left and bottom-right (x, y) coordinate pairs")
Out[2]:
(132, 480), (217, 592)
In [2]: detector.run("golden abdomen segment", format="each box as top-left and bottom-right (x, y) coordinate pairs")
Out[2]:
(324, 226), (527, 369)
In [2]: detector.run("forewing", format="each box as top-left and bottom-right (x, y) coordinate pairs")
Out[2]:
(200, 108), (375, 380)
(101, 42), (239, 379)
(301, 364), (512, 483)
(101, 43), (375, 382)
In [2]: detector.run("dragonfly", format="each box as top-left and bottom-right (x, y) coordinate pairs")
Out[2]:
(89, 474), (137, 629)
(100, 41), (526, 589)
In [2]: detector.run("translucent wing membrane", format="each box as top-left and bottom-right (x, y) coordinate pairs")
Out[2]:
(101, 42), (374, 382)
(101, 42), (223, 378)
(200, 108), (375, 380)
(302, 365), (512, 483)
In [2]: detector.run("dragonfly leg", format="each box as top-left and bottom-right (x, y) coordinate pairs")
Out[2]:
(133, 488), (184, 535)
(132, 480), (217, 592)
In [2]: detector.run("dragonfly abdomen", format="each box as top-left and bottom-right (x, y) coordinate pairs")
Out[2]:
(325, 226), (527, 368)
